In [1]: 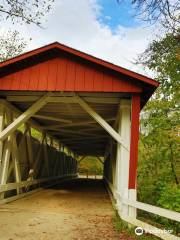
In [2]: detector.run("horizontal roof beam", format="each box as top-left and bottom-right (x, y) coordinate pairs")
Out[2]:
(33, 114), (72, 124)
(50, 129), (103, 137)
(7, 96), (120, 104)
(60, 135), (108, 142)
(40, 118), (115, 130)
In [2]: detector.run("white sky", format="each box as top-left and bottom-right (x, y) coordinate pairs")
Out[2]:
(0, 0), (159, 77)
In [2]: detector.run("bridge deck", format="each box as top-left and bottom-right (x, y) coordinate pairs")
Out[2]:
(0, 178), (130, 240)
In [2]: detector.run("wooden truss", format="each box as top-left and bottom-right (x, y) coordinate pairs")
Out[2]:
(0, 98), (78, 203)
(0, 93), (132, 211)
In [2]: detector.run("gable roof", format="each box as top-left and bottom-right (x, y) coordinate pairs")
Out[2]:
(0, 42), (159, 107)
(0, 42), (158, 86)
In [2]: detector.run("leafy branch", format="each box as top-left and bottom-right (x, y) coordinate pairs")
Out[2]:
(0, 0), (54, 26)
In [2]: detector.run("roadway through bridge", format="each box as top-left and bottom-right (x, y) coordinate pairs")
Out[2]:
(0, 178), (134, 240)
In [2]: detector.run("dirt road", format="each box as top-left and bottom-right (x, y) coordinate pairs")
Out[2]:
(0, 178), (123, 240)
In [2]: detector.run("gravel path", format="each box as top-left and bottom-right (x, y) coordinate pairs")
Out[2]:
(0, 178), (133, 240)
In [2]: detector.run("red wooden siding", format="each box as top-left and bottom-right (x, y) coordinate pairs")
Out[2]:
(129, 95), (140, 189)
(0, 57), (142, 92)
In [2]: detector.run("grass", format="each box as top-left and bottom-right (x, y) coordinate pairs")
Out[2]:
(112, 210), (160, 240)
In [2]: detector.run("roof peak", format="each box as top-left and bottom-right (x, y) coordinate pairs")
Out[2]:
(0, 41), (159, 87)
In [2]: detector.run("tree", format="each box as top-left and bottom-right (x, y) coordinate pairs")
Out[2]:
(137, 31), (180, 233)
(0, 0), (54, 26)
(0, 1), (54, 61)
(0, 30), (27, 62)
(118, 0), (180, 34)
(138, 30), (180, 190)
(133, 0), (179, 33)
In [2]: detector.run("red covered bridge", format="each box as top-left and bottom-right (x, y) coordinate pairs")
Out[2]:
(0, 42), (178, 239)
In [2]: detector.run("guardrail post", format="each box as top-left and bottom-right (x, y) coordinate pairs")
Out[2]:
(128, 189), (137, 219)
(115, 100), (131, 219)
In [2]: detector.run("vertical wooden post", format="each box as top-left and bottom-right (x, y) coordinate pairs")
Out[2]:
(0, 105), (5, 167)
(128, 95), (140, 218)
(116, 99), (131, 219)
(0, 109), (12, 199)
(67, 150), (70, 174)
(12, 135), (22, 194)
(33, 134), (45, 178)
(62, 146), (65, 175)
(59, 142), (63, 176)
(111, 139), (118, 196)
(0, 138), (12, 184)
(26, 125), (34, 167)
(43, 134), (49, 177)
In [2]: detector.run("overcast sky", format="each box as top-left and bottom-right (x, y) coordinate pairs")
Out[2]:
(1, 0), (159, 76)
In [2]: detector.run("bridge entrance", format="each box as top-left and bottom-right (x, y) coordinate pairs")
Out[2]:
(1, 42), (171, 239)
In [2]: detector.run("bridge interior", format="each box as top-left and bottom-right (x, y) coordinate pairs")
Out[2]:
(3, 91), (126, 156)
(0, 91), (127, 202)
(0, 90), (124, 239)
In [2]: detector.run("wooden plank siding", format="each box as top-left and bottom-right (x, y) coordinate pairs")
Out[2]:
(129, 95), (140, 189)
(0, 57), (142, 93)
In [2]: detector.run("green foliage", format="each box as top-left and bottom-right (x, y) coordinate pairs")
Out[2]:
(141, 31), (180, 98)
(157, 184), (180, 212)
(78, 156), (103, 175)
(137, 30), (180, 233)
(31, 128), (42, 141)
(155, 185), (180, 233)
(0, 30), (27, 62)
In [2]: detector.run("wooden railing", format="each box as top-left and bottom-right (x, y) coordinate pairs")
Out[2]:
(0, 174), (77, 204)
(78, 170), (103, 179)
(105, 177), (180, 240)
(121, 196), (180, 222)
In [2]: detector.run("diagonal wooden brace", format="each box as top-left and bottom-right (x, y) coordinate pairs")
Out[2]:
(74, 96), (129, 151)
(0, 93), (51, 141)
